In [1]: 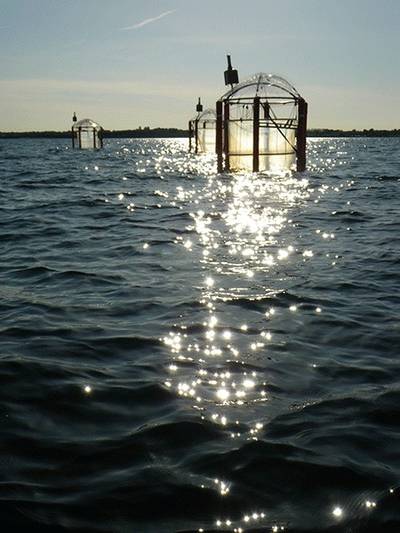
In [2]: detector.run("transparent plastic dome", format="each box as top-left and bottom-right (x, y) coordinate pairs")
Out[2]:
(197, 109), (216, 153)
(72, 118), (103, 149)
(189, 108), (216, 154)
(221, 73), (300, 101)
(197, 109), (216, 121)
(73, 118), (102, 130)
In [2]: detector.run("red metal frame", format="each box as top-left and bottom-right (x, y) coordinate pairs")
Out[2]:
(216, 101), (223, 173)
(252, 96), (260, 172)
(296, 98), (307, 172)
(223, 100), (230, 172)
(216, 94), (308, 173)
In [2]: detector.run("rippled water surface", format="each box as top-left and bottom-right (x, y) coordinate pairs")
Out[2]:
(1, 137), (400, 532)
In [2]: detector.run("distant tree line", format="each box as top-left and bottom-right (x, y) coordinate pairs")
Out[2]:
(308, 128), (400, 137)
(0, 127), (400, 139)
(0, 128), (188, 139)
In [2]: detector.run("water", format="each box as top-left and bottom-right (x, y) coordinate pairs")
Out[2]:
(1, 137), (400, 532)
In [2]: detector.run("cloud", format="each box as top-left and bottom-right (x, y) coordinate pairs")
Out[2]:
(121, 10), (175, 31)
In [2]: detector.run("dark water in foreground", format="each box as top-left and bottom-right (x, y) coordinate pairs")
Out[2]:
(1, 138), (400, 532)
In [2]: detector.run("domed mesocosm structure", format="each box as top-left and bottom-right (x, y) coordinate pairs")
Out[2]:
(216, 73), (307, 172)
(189, 108), (216, 154)
(72, 117), (104, 150)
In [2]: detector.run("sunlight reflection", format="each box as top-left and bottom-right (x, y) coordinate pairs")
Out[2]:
(332, 506), (343, 518)
(162, 168), (317, 445)
(129, 137), (400, 533)
(156, 144), (357, 530)
(365, 500), (377, 509)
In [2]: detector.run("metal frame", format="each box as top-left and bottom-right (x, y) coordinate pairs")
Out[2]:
(223, 100), (230, 171)
(72, 122), (103, 150)
(189, 113), (216, 155)
(216, 101), (223, 172)
(188, 120), (193, 152)
(215, 84), (308, 173)
(188, 118), (199, 153)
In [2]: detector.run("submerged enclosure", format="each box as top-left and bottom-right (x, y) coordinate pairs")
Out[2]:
(72, 118), (103, 149)
(189, 108), (217, 154)
(216, 73), (307, 172)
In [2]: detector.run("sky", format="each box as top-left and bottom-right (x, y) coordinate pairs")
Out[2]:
(0, 0), (399, 131)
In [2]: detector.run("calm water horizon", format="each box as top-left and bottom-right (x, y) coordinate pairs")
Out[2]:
(1, 137), (400, 532)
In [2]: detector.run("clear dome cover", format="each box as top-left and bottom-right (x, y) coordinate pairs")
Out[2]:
(72, 118), (102, 130)
(189, 109), (216, 124)
(189, 108), (216, 154)
(221, 73), (300, 101)
(197, 108), (216, 122)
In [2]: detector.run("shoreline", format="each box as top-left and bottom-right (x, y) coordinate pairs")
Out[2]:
(1, 129), (400, 139)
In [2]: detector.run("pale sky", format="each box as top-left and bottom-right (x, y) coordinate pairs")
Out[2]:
(0, 0), (399, 131)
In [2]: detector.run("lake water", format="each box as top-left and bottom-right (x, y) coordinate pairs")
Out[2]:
(1, 137), (400, 532)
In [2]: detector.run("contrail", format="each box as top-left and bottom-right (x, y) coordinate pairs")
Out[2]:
(121, 10), (175, 30)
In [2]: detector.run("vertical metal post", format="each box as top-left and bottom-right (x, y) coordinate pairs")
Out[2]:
(188, 121), (192, 152)
(223, 100), (230, 172)
(263, 101), (270, 120)
(78, 127), (82, 149)
(216, 100), (223, 173)
(100, 129), (103, 149)
(297, 98), (308, 172)
(194, 118), (199, 154)
(253, 96), (260, 173)
(71, 127), (75, 149)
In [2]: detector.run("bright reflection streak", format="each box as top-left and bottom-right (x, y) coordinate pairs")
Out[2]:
(155, 144), (352, 529)
(162, 169), (314, 432)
